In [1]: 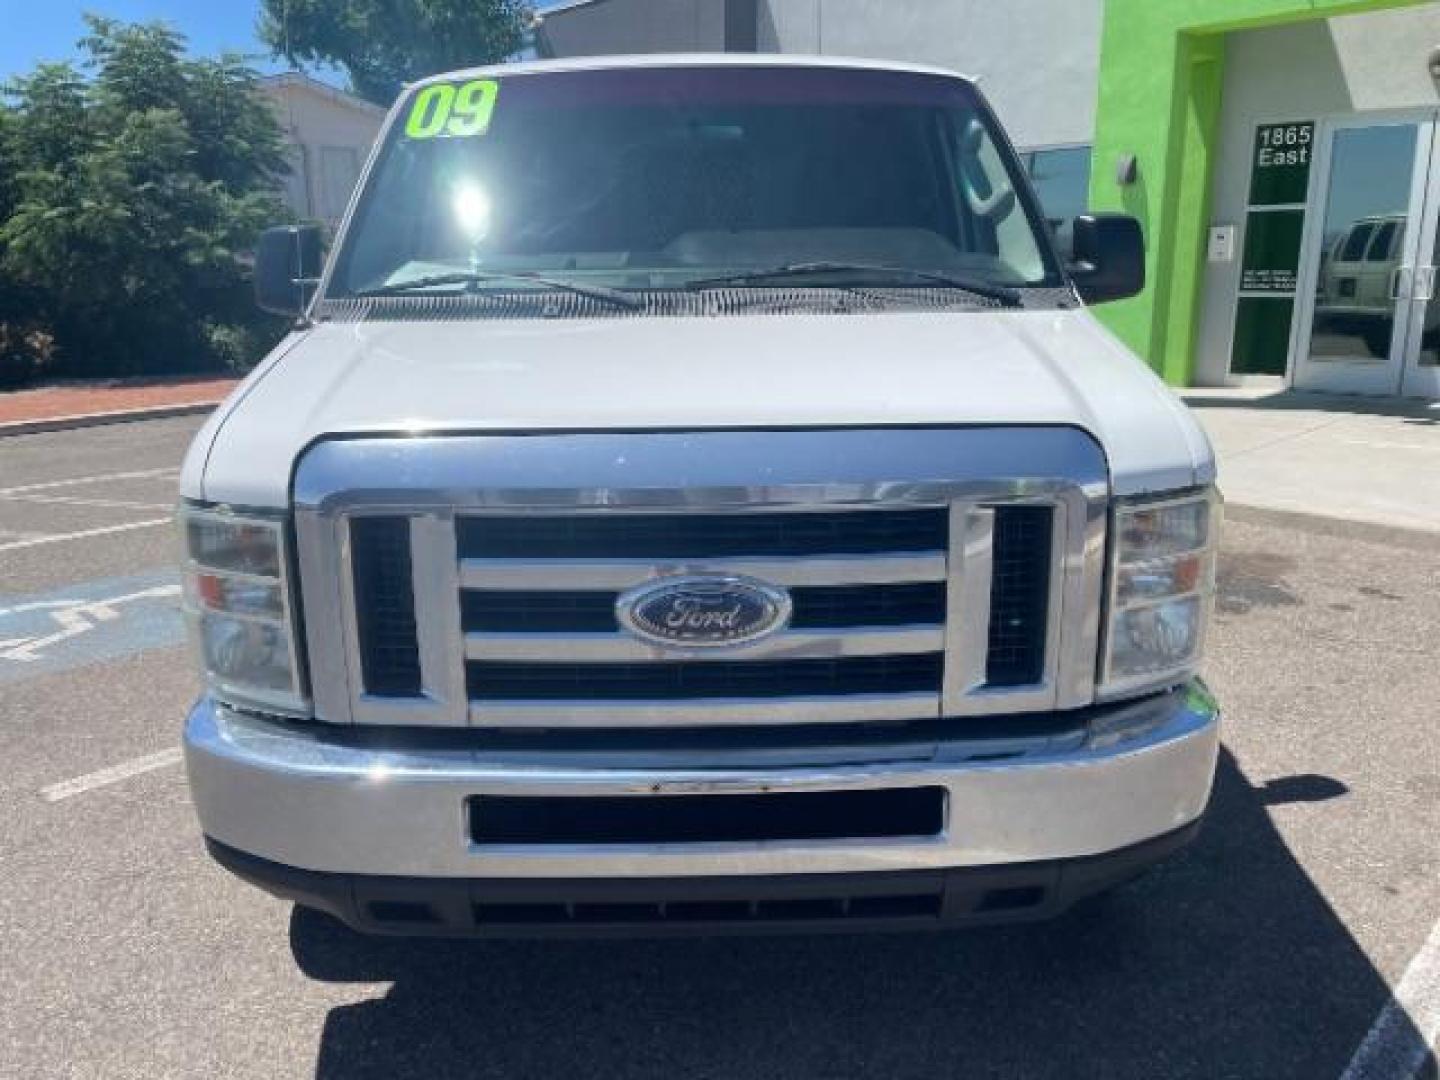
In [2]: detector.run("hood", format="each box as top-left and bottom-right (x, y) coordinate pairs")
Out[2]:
(183, 309), (1214, 507)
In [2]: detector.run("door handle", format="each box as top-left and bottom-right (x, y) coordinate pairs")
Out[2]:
(1415, 265), (1436, 302)
(1392, 266), (1415, 301)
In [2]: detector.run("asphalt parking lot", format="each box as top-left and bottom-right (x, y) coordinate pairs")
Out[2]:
(1, 415), (1437, 1079)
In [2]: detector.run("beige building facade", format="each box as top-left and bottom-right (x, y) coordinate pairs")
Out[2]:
(257, 73), (386, 233)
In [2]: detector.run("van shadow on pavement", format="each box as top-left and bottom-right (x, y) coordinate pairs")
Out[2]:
(295, 749), (1424, 1080)
(1182, 389), (1440, 422)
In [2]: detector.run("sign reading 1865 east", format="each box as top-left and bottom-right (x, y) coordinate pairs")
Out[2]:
(1248, 121), (1314, 206)
(1232, 120), (1316, 377)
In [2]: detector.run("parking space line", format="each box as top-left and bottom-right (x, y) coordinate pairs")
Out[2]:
(0, 493), (174, 510)
(1341, 914), (1440, 1079)
(40, 747), (183, 803)
(0, 467), (179, 497)
(0, 518), (173, 552)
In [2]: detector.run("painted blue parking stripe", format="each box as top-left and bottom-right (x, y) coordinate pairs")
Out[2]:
(0, 570), (186, 684)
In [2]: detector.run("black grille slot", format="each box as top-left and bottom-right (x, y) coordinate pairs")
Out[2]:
(464, 591), (616, 633)
(462, 582), (945, 633)
(471, 891), (943, 926)
(468, 654), (942, 701)
(986, 506), (1053, 687)
(457, 509), (947, 559)
(469, 788), (945, 844)
(350, 516), (422, 696)
(792, 582), (944, 627)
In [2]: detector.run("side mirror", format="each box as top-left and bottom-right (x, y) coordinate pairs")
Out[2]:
(1058, 213), (1145, 305)
(255, 225), (324, 317)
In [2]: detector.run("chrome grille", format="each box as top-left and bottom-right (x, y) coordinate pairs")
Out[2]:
(460, 508), (951, 726)
(293, 428), (1109, 728)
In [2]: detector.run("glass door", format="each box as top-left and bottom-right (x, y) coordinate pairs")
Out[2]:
(1293, 114), (1435, 395)
(1399, 138), (1440, 398)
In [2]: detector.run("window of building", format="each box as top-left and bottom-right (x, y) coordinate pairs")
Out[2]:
(318, 146), (361, 224)
(279, 143), (312, 219)
(1020, 145), (1093, 227)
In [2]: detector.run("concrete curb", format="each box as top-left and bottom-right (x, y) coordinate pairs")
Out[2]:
(0, 401), (220, 438)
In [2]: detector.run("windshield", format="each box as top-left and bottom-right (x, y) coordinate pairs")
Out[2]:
(327, 65), (1063, 301)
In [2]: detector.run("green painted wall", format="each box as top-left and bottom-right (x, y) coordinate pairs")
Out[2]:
(1089, 0), (1427, 384)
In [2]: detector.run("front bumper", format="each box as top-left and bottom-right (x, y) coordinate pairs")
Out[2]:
(186, 683), (1219, 932)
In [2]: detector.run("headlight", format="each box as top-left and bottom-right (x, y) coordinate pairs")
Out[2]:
(179, 506), (307, 715)
(1100, 488), (1221, 697)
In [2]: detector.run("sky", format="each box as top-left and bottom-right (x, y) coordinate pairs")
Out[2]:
(0, 1), (293, 80)
(0, 0), (562, 87)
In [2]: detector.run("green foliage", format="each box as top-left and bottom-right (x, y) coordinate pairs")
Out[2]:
(0, 16), (292, 382)
(260, 0), (532, 105)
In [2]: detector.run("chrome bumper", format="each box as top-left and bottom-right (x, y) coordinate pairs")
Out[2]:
(185, 683), (1220, 880)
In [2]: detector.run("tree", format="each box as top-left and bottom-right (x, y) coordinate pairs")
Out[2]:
(259, 0), (532, 106)
(0, 16), (291, 381)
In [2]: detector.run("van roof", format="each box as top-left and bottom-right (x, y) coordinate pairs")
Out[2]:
(407, 53), (976, 93)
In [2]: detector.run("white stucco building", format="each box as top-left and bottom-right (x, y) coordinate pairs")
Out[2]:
(257, 73), (386, 233)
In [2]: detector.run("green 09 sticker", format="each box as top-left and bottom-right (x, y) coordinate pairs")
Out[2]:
(404, 79), (499, 139)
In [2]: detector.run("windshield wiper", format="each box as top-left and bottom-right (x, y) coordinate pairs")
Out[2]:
(354, 270), (643, 310)
(682, 261), (1023, 306)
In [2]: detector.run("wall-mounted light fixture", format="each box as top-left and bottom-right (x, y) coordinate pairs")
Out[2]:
(1116, 153), (1139, 187)
(1428, 45), (1440, 80)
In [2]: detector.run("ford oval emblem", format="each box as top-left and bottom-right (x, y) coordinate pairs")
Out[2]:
(616, 575), (792, 649)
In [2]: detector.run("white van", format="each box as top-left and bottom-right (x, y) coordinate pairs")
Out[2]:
(1315, 213), (1440, 358)
(179, 56), (1221, 937)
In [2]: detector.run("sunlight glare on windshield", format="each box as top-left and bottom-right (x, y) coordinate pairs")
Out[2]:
(452, 180), (492, 245)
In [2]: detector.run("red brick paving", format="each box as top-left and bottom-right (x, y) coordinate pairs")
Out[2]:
(0, 376), (239, 425)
